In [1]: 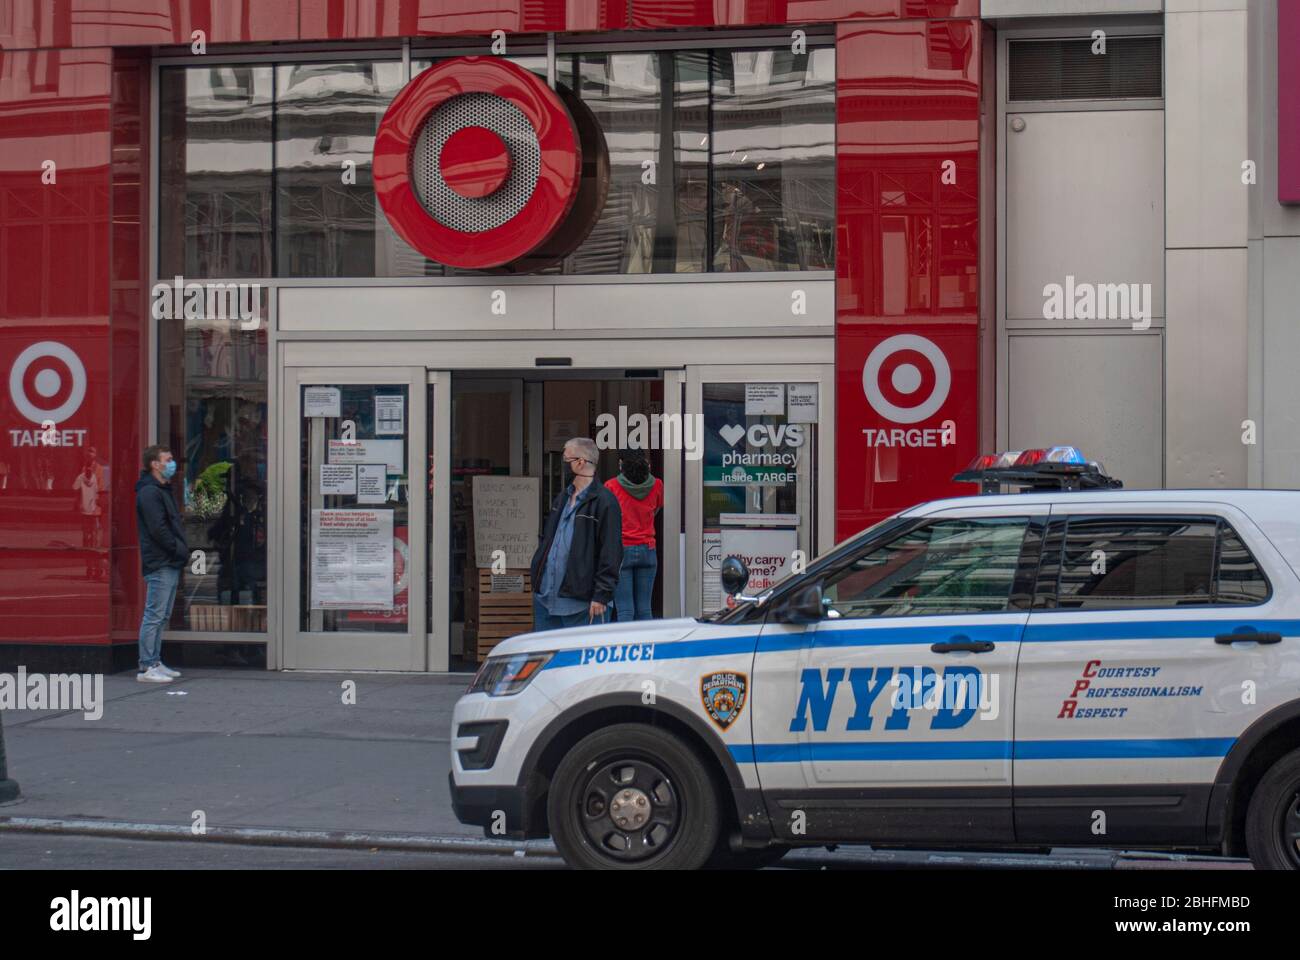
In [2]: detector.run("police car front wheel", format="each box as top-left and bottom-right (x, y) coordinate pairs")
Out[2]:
(547, 724), (722, 870)
(1245, 746), (1300, 870)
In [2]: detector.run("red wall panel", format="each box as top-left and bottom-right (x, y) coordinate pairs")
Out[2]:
(0, 57), (114, 647)
(0, 0), (300, 51)
(109, 49), (149, 638)
(630, 0), (898, 28)
(834, 18), (981, 541)
(299, 0), (629, 41)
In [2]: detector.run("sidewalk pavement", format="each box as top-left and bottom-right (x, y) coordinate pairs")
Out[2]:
(0, 668), (479, 840)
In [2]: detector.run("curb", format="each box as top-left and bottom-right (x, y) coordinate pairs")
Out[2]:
(0, 816), (562, 859)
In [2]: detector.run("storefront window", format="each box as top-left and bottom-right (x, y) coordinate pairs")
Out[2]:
(563, 52), (709, 274)
(160, 46), (834, 279)
(159, 66), (274, 278)
(157, 304), (269, 632)
(710, 48), (836, 271)
(275, 62), (418, 278)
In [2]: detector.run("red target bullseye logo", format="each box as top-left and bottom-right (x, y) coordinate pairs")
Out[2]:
(374, 57), (607, 271)
(9, 341), (87, 425)
(862, 335), (951, 425)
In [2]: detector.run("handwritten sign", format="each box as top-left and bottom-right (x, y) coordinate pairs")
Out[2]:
(472, 476), (539, 569)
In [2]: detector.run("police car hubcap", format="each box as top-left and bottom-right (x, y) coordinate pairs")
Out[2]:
(579, 759), (680, 862)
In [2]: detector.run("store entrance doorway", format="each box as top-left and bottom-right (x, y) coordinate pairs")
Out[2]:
(448, 371), (666, 671)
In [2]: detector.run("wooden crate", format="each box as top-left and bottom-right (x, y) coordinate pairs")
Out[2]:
(475, 569), (533, 661)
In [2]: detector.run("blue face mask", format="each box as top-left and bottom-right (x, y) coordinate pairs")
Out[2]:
(161, 460), (177, 480)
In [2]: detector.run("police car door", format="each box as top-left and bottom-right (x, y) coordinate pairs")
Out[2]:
(1014, 502), (1286, 846)
(753, 504), (1046, 844)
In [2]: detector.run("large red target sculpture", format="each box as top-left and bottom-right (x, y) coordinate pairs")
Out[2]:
(374, 56), (608, 272)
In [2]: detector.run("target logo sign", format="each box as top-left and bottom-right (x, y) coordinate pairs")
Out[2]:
(373, 57), (608, 271)
(9, 341), (87, 425)
(861, 334), (952, 425)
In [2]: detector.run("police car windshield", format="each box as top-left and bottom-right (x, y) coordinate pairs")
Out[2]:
(705, 511), (911, 623)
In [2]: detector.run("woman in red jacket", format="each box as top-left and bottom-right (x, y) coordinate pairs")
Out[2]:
(604, 449), (663, 621)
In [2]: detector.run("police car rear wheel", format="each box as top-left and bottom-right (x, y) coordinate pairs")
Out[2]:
(548, 724), (721, 870)
(1244, 746), (1300, 870)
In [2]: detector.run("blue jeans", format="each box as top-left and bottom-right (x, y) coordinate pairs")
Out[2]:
(533, 597), (607, 631)
(613, 544), (657, 622)
(139, 566), (179, 671)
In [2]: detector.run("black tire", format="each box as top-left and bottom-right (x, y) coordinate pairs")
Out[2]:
(1244, 746), (1300, 870)
(547, 723), (722, 870)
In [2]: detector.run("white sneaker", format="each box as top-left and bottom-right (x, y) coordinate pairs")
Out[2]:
(157, 663), (181, 678)
(136, 665), (174, 683)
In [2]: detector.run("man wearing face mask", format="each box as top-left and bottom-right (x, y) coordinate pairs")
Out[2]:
(530, 437), (623, 630)
(134, 444), (187, 683)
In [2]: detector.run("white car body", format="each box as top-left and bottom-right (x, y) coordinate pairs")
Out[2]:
(449, 489), (1300, 864)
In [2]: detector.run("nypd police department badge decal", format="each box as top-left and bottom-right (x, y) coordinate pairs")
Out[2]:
(701, 672), (748, 731)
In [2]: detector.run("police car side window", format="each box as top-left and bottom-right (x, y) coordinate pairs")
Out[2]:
(821, 517), (1030, 619)
(1055, 518), (1267, 610)
(1215, 523), (1270, 604)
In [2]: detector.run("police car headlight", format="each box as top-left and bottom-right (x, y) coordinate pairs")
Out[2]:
(468, 652), (553, 697)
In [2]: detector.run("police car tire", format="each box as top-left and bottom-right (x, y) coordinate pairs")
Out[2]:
(548, 724), (722, 870)
(1244, 746), (1300, 870)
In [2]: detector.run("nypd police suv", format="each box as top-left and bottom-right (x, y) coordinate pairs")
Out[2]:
(450, 448), (1300, 870)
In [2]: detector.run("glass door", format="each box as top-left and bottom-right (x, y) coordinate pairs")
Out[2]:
(281, 366), (428, 670)
(685, 364), (834, 617)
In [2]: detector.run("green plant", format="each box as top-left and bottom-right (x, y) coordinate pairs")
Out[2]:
(189, 485), (228, 521)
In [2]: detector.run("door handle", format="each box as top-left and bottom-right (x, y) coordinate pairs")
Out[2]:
(931, 636), (995, 654)
(1214, 631), (1282, 645)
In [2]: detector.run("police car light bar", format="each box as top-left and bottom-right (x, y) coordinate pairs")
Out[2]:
(953, 446), (1122, 494)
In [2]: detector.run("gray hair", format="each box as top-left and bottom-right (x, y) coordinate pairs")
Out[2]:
(565, 437), (599, 464)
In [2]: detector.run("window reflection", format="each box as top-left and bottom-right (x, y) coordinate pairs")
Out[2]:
(563, 52), (709, 274)
(711, 48), (836, 271)
(159, 67), (273, 278)
(157, 307), (269, 632)
(158, 46), (836, 278)
(275, 62), (416, 277)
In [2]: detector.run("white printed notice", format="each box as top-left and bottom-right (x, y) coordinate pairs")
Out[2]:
(745, 383), (785, 416)
(787, 383), (818, 423)
(304, 386), (341, 418)
(720, 526), (798, 596)
(472, 476), (539, 569)
(319, 464), (356, 496)
(357, 464), (386, 504)
(375, 395), (404, 435)
(702, 531), (723, 611)
(328, 438), (403, 473)
(311, 509), (394, 610)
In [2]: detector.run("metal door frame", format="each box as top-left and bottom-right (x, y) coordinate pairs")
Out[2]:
(685, 363), (835, 618)
(278, 363), (429, 671)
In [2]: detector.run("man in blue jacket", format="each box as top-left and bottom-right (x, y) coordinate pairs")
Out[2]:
(135, 444), (186, 683)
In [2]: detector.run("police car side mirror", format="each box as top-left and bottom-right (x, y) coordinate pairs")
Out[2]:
(785, 583), (826, 625)
(720, 556), (750, 597)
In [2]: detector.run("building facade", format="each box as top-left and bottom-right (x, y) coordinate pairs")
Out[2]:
(0, 0), (1288, 673)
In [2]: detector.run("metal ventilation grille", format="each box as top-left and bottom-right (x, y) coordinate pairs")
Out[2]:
(1008, 36), (1162, 102)
(411, 93), (541, 233)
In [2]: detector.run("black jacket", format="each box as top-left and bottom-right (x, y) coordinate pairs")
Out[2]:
(530, 481), (623, 606)
(136, 472), (188, 575)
